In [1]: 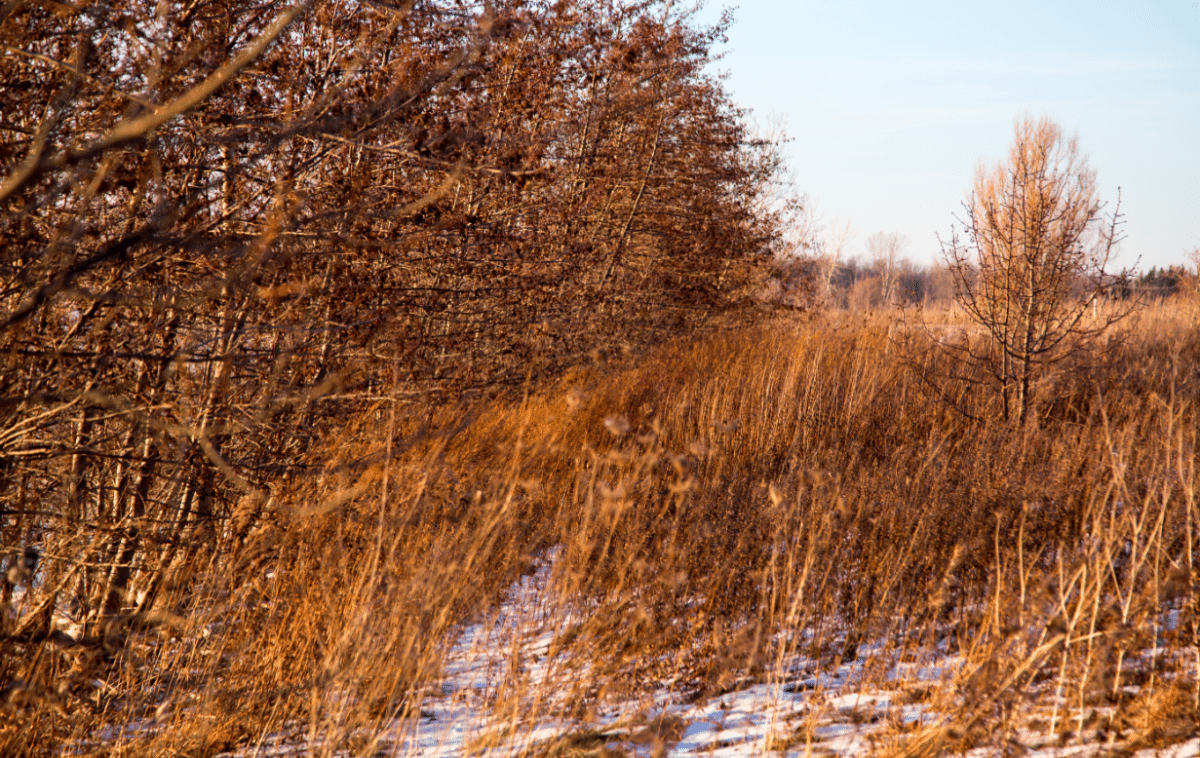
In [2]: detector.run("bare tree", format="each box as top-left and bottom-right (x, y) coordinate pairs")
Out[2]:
(813, 217), (854, 307)
(865, 231), (908, 306)
(940, 116), (1133, 425)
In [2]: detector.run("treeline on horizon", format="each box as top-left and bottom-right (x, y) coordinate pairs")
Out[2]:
(770, 252), (1200, 312)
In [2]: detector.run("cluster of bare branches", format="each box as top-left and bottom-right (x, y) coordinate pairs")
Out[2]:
(938, 116), (1134, 424)
(0, 0), (796, 739)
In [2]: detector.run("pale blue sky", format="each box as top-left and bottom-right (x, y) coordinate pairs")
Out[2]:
(697, 0), (1200, 269)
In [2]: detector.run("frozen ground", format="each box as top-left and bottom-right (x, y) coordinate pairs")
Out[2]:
(221, 561), (1200, 758)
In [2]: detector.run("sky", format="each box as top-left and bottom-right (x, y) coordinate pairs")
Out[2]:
(695, 0), (1200, 270)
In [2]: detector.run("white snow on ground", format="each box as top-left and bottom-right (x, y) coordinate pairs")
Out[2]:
(221, 558), (1200, 758)
(1135, 740), (1200, 758)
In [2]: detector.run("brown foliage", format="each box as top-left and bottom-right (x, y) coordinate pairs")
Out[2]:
(1, 2), (796, 752)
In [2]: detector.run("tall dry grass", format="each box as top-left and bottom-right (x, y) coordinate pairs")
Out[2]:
(4, 298), (1199, 755)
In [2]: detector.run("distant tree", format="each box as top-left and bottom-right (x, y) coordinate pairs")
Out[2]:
(791, 210), (852, 308)
(848, 275), (884, 311)
(940, 116), (1133, 424)
(922, 263), (958, 307)
(1185, 246), (1200, 296)
(1134, 265), (1194, 299)
(894, 260), (927, 306)
(865, 231), (908, 306)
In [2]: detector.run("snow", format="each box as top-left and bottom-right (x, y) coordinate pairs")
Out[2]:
(1134, 739), (1200, 758)
(208, 556), (1198, 758)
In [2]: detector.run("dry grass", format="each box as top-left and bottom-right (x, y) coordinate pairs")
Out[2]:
(4, 297), (1200, 756)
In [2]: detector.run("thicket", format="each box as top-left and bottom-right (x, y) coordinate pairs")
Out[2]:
(2, 2), (795, 751)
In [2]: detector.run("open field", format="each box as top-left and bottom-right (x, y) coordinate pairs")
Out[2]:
(5, 297), (1199, 756)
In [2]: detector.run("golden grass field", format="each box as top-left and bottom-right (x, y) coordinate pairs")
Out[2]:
(5, 296), (1200, 757)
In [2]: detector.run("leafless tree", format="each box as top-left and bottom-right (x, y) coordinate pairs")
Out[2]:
(811, 217), (853, 307)
(865, 231), (908, 306)
(940, 115), (1133, 424)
